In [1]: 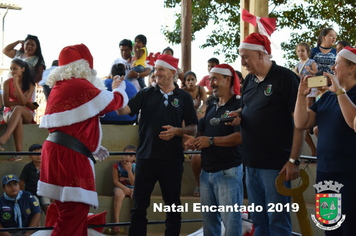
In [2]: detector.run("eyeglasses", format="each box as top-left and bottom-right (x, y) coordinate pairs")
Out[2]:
(163, 93), (168, 107)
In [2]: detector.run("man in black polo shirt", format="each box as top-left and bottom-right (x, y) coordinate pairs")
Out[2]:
(185, 64), (243, 236)
(229, 33), (304, 236)
(115, 54), (198, 236)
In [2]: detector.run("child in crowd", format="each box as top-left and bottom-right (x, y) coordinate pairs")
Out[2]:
(125, 34), (147, 89)
(112, 145), (136, 234)
(198, 57), (219, 96)
(19, 144), (51, 215)
(294, 42), (318, 158)
(336, 40), (351, 54)
(0, 174), (41, 235)
(294, 42), (319, 107)
(148, 68), (156, 87)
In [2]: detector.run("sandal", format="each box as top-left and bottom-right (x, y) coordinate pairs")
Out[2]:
(193, 186), (200, 197)
(9, 156), (22, 161)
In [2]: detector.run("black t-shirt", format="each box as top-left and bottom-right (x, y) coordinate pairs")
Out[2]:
(241, 61), (299, 170)
(128, 85), (198, 162)
(200, 95), (242, 172)
(19, 162), (40, 196)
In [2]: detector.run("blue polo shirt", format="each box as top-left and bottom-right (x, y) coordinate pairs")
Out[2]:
(0, 191), (41, 228)
(310, 85), (356, 173)
(128, 84), (198, 162)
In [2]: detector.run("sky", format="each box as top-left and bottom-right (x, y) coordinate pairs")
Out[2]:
(0, 0), (287, 81)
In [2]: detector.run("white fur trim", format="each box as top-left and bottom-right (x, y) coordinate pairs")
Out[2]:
(155, 59), (177, 72)
(40, 90), (114, 129)
(112, 80), (128, 108)
(37, 180), (99, 208)
(338, 49), (356, 64)
(46, 59), (106, 90)
(210, 67), (232, 76)
(239, 42), (269, 55)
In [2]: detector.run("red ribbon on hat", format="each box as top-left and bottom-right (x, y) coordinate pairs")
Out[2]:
(242, 9), (276, 36)
(146, 52), (161, 66)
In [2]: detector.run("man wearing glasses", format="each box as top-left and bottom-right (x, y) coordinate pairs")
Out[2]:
(114, 54), (198, 236)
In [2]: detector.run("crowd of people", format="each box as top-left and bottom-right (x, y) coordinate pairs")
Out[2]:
(0, 27), (354, 236)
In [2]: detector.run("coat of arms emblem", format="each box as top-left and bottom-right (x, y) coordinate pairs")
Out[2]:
(311, 181), (346, 230)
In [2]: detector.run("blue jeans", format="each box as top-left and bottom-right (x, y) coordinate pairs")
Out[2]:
(125, 65), (146, 89)
(200, 165), (243, 236)
(245, 167), (292, 236)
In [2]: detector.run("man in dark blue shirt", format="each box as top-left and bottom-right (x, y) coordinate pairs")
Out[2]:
(115, 54), (198, 236)
(229, 33), (304, 236)
(185, 64), (243, 235)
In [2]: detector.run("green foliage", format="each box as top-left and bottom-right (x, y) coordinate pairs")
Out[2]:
(163, 0), (356, 68)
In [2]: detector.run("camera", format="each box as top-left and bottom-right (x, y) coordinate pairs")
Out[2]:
(307, 76), (327, 88)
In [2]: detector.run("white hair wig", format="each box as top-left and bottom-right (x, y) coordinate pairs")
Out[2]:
(46, 59), (106, 90)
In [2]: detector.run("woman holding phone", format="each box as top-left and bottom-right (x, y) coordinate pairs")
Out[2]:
(294, 46), (356, 235)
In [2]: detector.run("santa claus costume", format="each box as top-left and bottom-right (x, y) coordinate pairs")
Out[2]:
(36, 44), (128, 236)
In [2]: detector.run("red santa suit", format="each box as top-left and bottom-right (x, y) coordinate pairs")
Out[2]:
(36, 44), (128, 236)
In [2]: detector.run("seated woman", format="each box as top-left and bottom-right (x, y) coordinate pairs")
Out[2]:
(182, 71), (207, 120)
(101, 63), (137, 124)
(1, 59), (37, 161)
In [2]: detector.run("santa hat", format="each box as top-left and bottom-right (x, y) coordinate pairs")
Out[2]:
(338, 46), (356, 64)
(210, 64), (241, 95)
(155, 54), (179, 72)
(59, 44), (93, 69)
(239, 33), (272, 58)
(46, 44), (106, 90)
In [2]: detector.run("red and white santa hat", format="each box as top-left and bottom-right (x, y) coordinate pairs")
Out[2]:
(338, 46), (356, 64)
(46, 43), (106, 90)
(155, 54), (179, 72)
(239, 33), (272, 58)
(210, 64), (241, 95)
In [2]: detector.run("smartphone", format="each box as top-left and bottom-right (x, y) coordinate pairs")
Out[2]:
(308, 76), (327, 88)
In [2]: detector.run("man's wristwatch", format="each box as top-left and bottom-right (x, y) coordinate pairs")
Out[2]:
(335, 88), (346, 96)
(209, 137), (214, 146)
(289, 158), (300, 166)
(137, 73), (140, 79)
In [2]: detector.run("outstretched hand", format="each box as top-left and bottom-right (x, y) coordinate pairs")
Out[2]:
(112, 75), (124, 90)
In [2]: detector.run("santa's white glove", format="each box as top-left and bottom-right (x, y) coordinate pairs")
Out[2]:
(94, 146), (109, 162)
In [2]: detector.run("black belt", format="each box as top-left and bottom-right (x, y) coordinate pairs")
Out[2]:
(46, 131), (96, 164)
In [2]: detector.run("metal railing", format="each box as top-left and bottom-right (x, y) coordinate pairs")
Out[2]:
(0, 151), (313, 235)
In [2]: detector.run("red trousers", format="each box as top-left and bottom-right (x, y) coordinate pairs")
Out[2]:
(51, 200), (90, 236)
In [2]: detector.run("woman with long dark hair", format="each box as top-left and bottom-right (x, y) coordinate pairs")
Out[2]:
(3, 34), (46, 83)
(1, 59), (37, 161)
